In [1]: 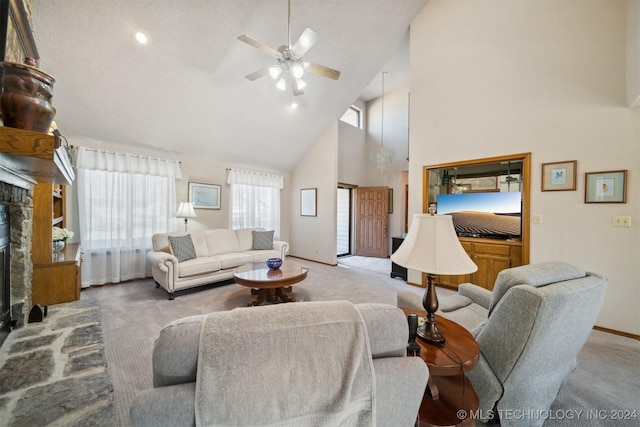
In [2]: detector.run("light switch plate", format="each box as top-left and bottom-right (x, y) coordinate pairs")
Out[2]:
(612, 216), (632, 227)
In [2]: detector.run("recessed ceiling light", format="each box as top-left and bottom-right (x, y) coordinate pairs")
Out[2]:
(290, 102), (298, 109)
(135, 31), (149, 45)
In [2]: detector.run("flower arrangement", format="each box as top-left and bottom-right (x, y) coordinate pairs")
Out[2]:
(52, 226), (74, 242)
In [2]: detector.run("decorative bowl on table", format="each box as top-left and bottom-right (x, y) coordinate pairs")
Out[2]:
(266, 257), (282, 270)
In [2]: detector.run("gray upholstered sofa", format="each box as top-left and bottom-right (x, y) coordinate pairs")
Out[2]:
(130, 302), (429, 427)
(397, 261), (607, 427)
(147, 228), (289, 299)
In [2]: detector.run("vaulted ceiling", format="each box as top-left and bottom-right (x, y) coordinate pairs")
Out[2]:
(31, 0), (427, 172)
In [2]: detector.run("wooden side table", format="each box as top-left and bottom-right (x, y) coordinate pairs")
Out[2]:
(402, 308), (480, 427)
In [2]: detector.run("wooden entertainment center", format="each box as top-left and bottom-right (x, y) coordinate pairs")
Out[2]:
(437, 237), (522, 291)
(423, 153), (531, 291)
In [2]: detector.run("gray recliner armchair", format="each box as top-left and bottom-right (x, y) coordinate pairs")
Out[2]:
(130, 301), (429, 427)
(397, 262), (607, 427)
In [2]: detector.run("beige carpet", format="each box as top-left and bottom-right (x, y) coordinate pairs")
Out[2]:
(83, 257), (639, 427)
(84, 257), (427, 426)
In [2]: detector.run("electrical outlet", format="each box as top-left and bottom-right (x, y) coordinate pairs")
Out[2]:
(612, 216), (632, 227)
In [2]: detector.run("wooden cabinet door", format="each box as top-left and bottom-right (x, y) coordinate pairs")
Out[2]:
(472, 255), (511, 290)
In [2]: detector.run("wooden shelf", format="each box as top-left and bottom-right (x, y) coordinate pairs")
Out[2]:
(0, 126), (74, 185)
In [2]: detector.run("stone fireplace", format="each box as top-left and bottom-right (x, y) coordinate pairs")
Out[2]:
(0, 179), (34, 339)
(0, 125), (74, 344)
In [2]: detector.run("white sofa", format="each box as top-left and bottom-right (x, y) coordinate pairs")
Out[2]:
(147, 228), (289, 300)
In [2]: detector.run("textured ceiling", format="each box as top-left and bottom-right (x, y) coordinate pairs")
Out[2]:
(31, 0), (427, 172)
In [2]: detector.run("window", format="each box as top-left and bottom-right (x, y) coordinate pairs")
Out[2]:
(340, 105), (362, 129)
(75, 147), (180, 286)
(227, 169), (283, 238)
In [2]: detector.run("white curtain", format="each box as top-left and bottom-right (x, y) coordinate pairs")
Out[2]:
(227, 169), (282, 239)
(75, 146), (182, 287)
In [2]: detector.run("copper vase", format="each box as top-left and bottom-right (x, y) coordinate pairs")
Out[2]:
(0, 60), (56, 133)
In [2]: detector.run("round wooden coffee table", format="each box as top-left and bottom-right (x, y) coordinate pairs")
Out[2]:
(233, 260), (309, 307)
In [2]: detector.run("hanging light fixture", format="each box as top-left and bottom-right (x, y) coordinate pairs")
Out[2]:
(370, 72), (394, 172)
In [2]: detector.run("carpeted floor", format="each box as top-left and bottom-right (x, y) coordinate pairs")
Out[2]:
(83, 257), (640, 427)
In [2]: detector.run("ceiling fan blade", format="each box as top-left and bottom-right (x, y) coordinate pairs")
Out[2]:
(244, 67), (271, 81)
(291, 27), (317, 57)
(237, 35), (279, 57)
(305, 63), (341, 80)
(287, 74), (304, 96)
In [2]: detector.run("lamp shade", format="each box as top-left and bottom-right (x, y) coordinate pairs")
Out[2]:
(391, 213), (477, 275)
(176, 202), (197, 219)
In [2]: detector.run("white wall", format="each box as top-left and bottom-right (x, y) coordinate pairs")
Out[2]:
(65, 137), (291, 244)
(628, 0), (640, 107)
(289, 121), (339, 264)
(338, 99), (367, 185)
(409, 0), (639, 334)
(366, 88), (410, 249)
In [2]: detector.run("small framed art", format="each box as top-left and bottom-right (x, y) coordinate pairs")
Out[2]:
(0, 0), (39, 62)
(189, 182), (221, 209)
(541, 161), (576, 191)
(585, 170), (627, 203)
(300, 188), (317, 216)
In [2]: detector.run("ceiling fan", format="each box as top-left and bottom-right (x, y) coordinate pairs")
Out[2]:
(237, 0), (341, 96)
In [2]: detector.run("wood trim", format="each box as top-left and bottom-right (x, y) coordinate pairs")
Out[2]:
(593, 325), (639, 341)
(287, 255), (336, 267)
(422, 152), (531, 265)
(0, 127), (74, 185)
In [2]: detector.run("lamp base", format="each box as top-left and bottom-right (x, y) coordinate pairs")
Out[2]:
(417, 315), (445, 345)
(417, 272), (445, 345)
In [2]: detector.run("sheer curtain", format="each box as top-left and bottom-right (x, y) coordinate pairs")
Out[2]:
(75, 146), (182, 287)
(227, 169), (283, 239)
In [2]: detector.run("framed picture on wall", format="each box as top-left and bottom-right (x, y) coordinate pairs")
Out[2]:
(300, 188), (317, 216)
(0, 0), (39, 62)
(189, 182), (221, 209)
(541, 160), (577, 191)
(585, 170), (627, 203)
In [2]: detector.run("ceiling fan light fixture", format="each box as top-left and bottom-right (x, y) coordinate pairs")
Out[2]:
(237, 0), (340, 96)
(269, 66), (282, 80)
(291, 63), (304, 78)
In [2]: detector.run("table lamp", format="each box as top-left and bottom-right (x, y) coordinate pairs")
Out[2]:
(176, 202), (197, 231)
(391, 205), (477, 344)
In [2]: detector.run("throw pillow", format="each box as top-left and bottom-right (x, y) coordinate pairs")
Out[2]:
(252, 230), (274, 250)
(168, 234), (197, 262)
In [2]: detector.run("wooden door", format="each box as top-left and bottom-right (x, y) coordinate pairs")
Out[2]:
(355, 187), (388, 258)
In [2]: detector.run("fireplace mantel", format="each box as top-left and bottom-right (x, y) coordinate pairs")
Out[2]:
(0, 127), (74, 187)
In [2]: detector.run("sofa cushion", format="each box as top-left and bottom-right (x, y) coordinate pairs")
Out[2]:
(252, 230), (274, 250)
(178, 257), (222, 278)
(203, 229), (241, 256)
(168, 235), (197, 262)
(152, 231), (187, 253)
(190, 232), (208, 257)
(245, 249), (280, 263)
(235, 228), (264, 251)
(215, 253), (254, 269)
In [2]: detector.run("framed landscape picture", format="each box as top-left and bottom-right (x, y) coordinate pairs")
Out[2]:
(541, 160), (577, 191)
(189, 182), (221, 209)
(585, 170), (627, 203)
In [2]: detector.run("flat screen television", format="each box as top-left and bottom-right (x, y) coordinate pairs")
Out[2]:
(436, 191), (522, 240)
